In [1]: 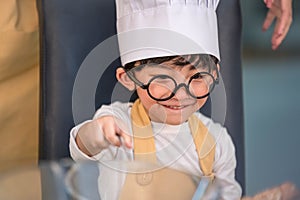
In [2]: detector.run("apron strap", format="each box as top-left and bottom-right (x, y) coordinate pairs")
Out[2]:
(189, 114), (215, 179)
(131, 99), (157, 163)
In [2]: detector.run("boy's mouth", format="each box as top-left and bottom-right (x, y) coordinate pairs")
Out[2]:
(161, 104), (188, 110)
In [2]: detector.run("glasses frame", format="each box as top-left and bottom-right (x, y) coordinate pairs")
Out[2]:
(126, 66), (220, 101)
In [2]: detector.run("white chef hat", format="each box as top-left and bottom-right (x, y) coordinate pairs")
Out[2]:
(116, 0), (220, 66)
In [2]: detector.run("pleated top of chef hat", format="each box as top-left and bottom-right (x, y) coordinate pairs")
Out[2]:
(116, 0), (220, 66)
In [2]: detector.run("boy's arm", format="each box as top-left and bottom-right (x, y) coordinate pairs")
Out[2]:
(70, 120), (97, 161)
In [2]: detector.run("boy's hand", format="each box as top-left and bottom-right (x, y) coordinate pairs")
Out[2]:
(75, 116), (132, 157)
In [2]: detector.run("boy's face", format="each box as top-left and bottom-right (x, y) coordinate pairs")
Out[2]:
(120, 58), (218, 125)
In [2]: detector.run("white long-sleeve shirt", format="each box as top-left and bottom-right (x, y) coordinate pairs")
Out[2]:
(69, 101), (242, 200)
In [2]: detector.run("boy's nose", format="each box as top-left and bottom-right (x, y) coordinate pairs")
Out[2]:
(173, 84), (190, 99)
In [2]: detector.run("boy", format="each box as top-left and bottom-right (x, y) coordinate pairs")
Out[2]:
(70, 0), (242, 199)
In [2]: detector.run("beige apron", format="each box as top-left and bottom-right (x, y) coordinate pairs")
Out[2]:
(119, 99), (216, 200)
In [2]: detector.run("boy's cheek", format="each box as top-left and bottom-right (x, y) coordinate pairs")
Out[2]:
(196, 98), (208, 109)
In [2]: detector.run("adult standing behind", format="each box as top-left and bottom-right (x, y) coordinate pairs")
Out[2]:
(242, 0), (296, 199)
(215, 0), (293, 194)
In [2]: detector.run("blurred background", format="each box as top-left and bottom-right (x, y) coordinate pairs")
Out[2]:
(241, 0), (300, 196)
(0, 0), (299, 197)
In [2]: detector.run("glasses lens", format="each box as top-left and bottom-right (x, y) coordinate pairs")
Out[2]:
(148, 76), (176, 100)
(189, 73), (214, 98)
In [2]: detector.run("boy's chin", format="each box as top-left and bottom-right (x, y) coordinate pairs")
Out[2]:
(165, 119), (186, 125)
(151, 115), (189, 125)
(166, 116), (190, 125)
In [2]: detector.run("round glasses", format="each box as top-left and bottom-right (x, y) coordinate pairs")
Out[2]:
(127, 71), (218, 101)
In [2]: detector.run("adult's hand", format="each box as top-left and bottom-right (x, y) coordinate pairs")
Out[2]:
(263, 0), (293, 50)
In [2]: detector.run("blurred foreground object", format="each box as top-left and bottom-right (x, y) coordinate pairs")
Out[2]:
(6, 160), (298, 200)
(243, 182), (300, 200)
(0, 160), (224, 200)
(0, 0), (39, 171)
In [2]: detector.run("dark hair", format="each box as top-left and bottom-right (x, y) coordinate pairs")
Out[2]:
(123, 54), (218, 73)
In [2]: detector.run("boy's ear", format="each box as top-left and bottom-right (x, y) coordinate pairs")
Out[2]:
(214, 63), (220, 79)
(116, 67), (136, 91)
(217, 63), (220, 71)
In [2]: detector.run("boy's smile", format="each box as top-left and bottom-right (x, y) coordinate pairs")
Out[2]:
(138, 90), (207, 125)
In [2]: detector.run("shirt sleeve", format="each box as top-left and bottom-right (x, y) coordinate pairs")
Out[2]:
(69, 120), (97, 161)
(196, 112), (242, 199)
(213, 127), (242, 200)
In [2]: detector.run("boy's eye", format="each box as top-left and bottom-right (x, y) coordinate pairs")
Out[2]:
(190, 73), (214, 84)
(192, 73), (203, 79)
(190, 73), (205, 80)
